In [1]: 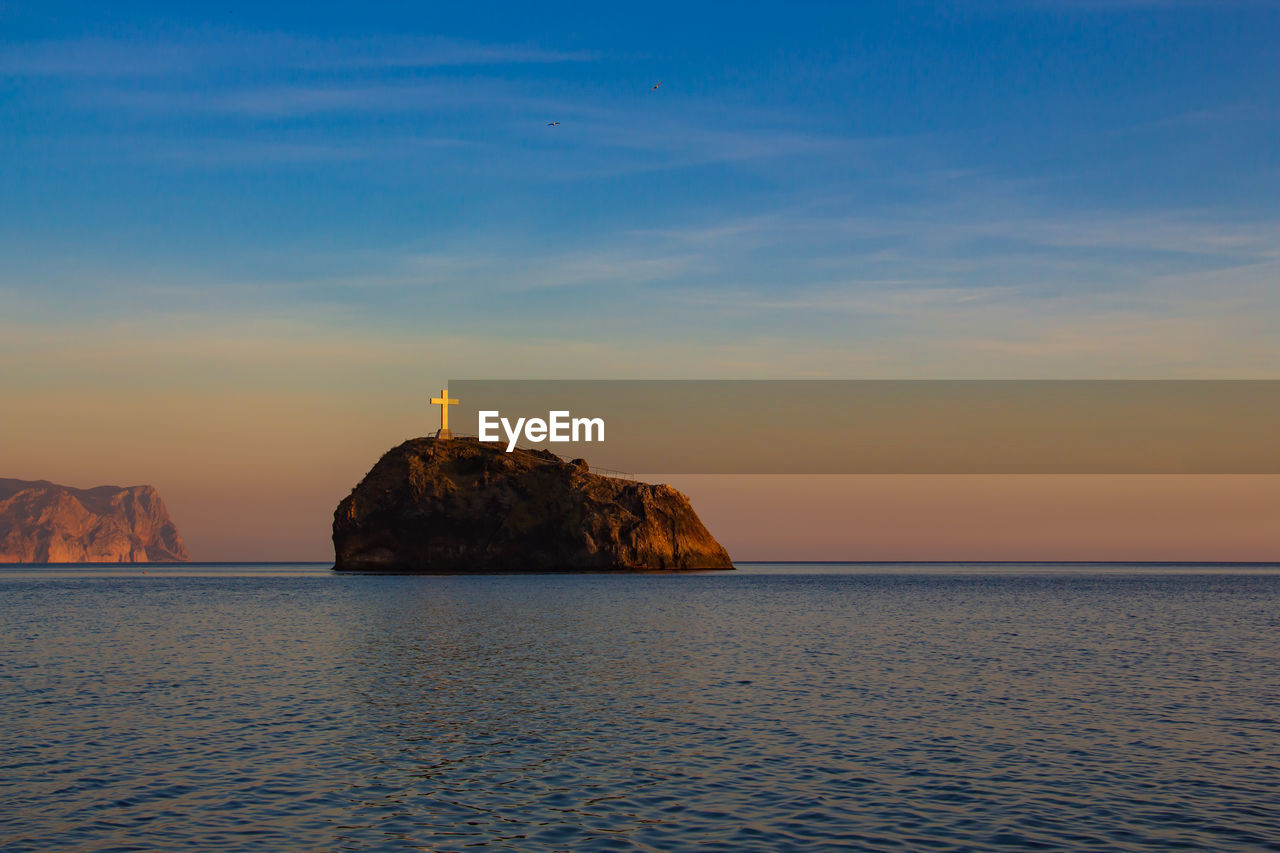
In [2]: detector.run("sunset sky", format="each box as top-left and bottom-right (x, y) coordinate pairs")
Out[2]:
(3, 1), (1277, 560)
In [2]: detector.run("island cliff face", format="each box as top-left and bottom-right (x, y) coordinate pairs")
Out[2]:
(333, 438), (733, 572)
(0, 478), (189, 563)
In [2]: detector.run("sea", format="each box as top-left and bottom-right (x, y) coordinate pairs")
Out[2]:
(2, 563), (1279, 852)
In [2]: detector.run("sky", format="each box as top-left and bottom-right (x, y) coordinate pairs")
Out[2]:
(2, 1), (1277, 560)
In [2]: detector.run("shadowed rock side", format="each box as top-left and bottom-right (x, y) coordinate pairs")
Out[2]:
(0, 478), (189, 563)
(333, 438), (734, 572)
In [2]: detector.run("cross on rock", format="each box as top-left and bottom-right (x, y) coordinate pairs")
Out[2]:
(430, 389), (458, 439)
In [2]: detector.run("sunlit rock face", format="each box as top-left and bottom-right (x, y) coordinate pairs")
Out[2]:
(0, 479), (189, 563)
(333, 437), (734, 573)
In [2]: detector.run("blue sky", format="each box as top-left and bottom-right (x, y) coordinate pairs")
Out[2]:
(2, 0), (1277, 378)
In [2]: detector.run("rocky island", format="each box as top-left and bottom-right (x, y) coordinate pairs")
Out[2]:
(0, 478), (189, 563)
(333, 437), (733, 572)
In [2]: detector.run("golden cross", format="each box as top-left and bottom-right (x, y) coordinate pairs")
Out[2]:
(429, 388), (458, 432)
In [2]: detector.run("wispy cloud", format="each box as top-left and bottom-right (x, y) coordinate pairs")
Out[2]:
(0, 33), (596, 78)
(146, 135), (473, 167)
(66, 80), (870, 178)
(89, 79), (530, 117)
(24, 196), (1270, 370)
(628, 202), (1279, 281)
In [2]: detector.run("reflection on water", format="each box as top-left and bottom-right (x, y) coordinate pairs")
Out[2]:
(3, 568), (1279, 850)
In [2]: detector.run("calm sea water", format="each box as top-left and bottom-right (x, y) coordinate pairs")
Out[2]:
(3, 564), (1279, 851)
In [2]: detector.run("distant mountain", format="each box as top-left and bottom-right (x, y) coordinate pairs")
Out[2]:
(0, 478), (189, 563)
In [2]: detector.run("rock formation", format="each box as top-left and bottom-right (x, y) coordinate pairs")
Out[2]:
(0, 478), (189, 563)
(333, 437), (733, 572)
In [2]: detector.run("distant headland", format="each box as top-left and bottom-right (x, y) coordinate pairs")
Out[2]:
(0, 478), (189, 563)
(333, 437), (733, 573)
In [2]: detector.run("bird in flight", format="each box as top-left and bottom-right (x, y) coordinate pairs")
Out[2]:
(546, 121), (560, 126)
(650, 81), (663, 92)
